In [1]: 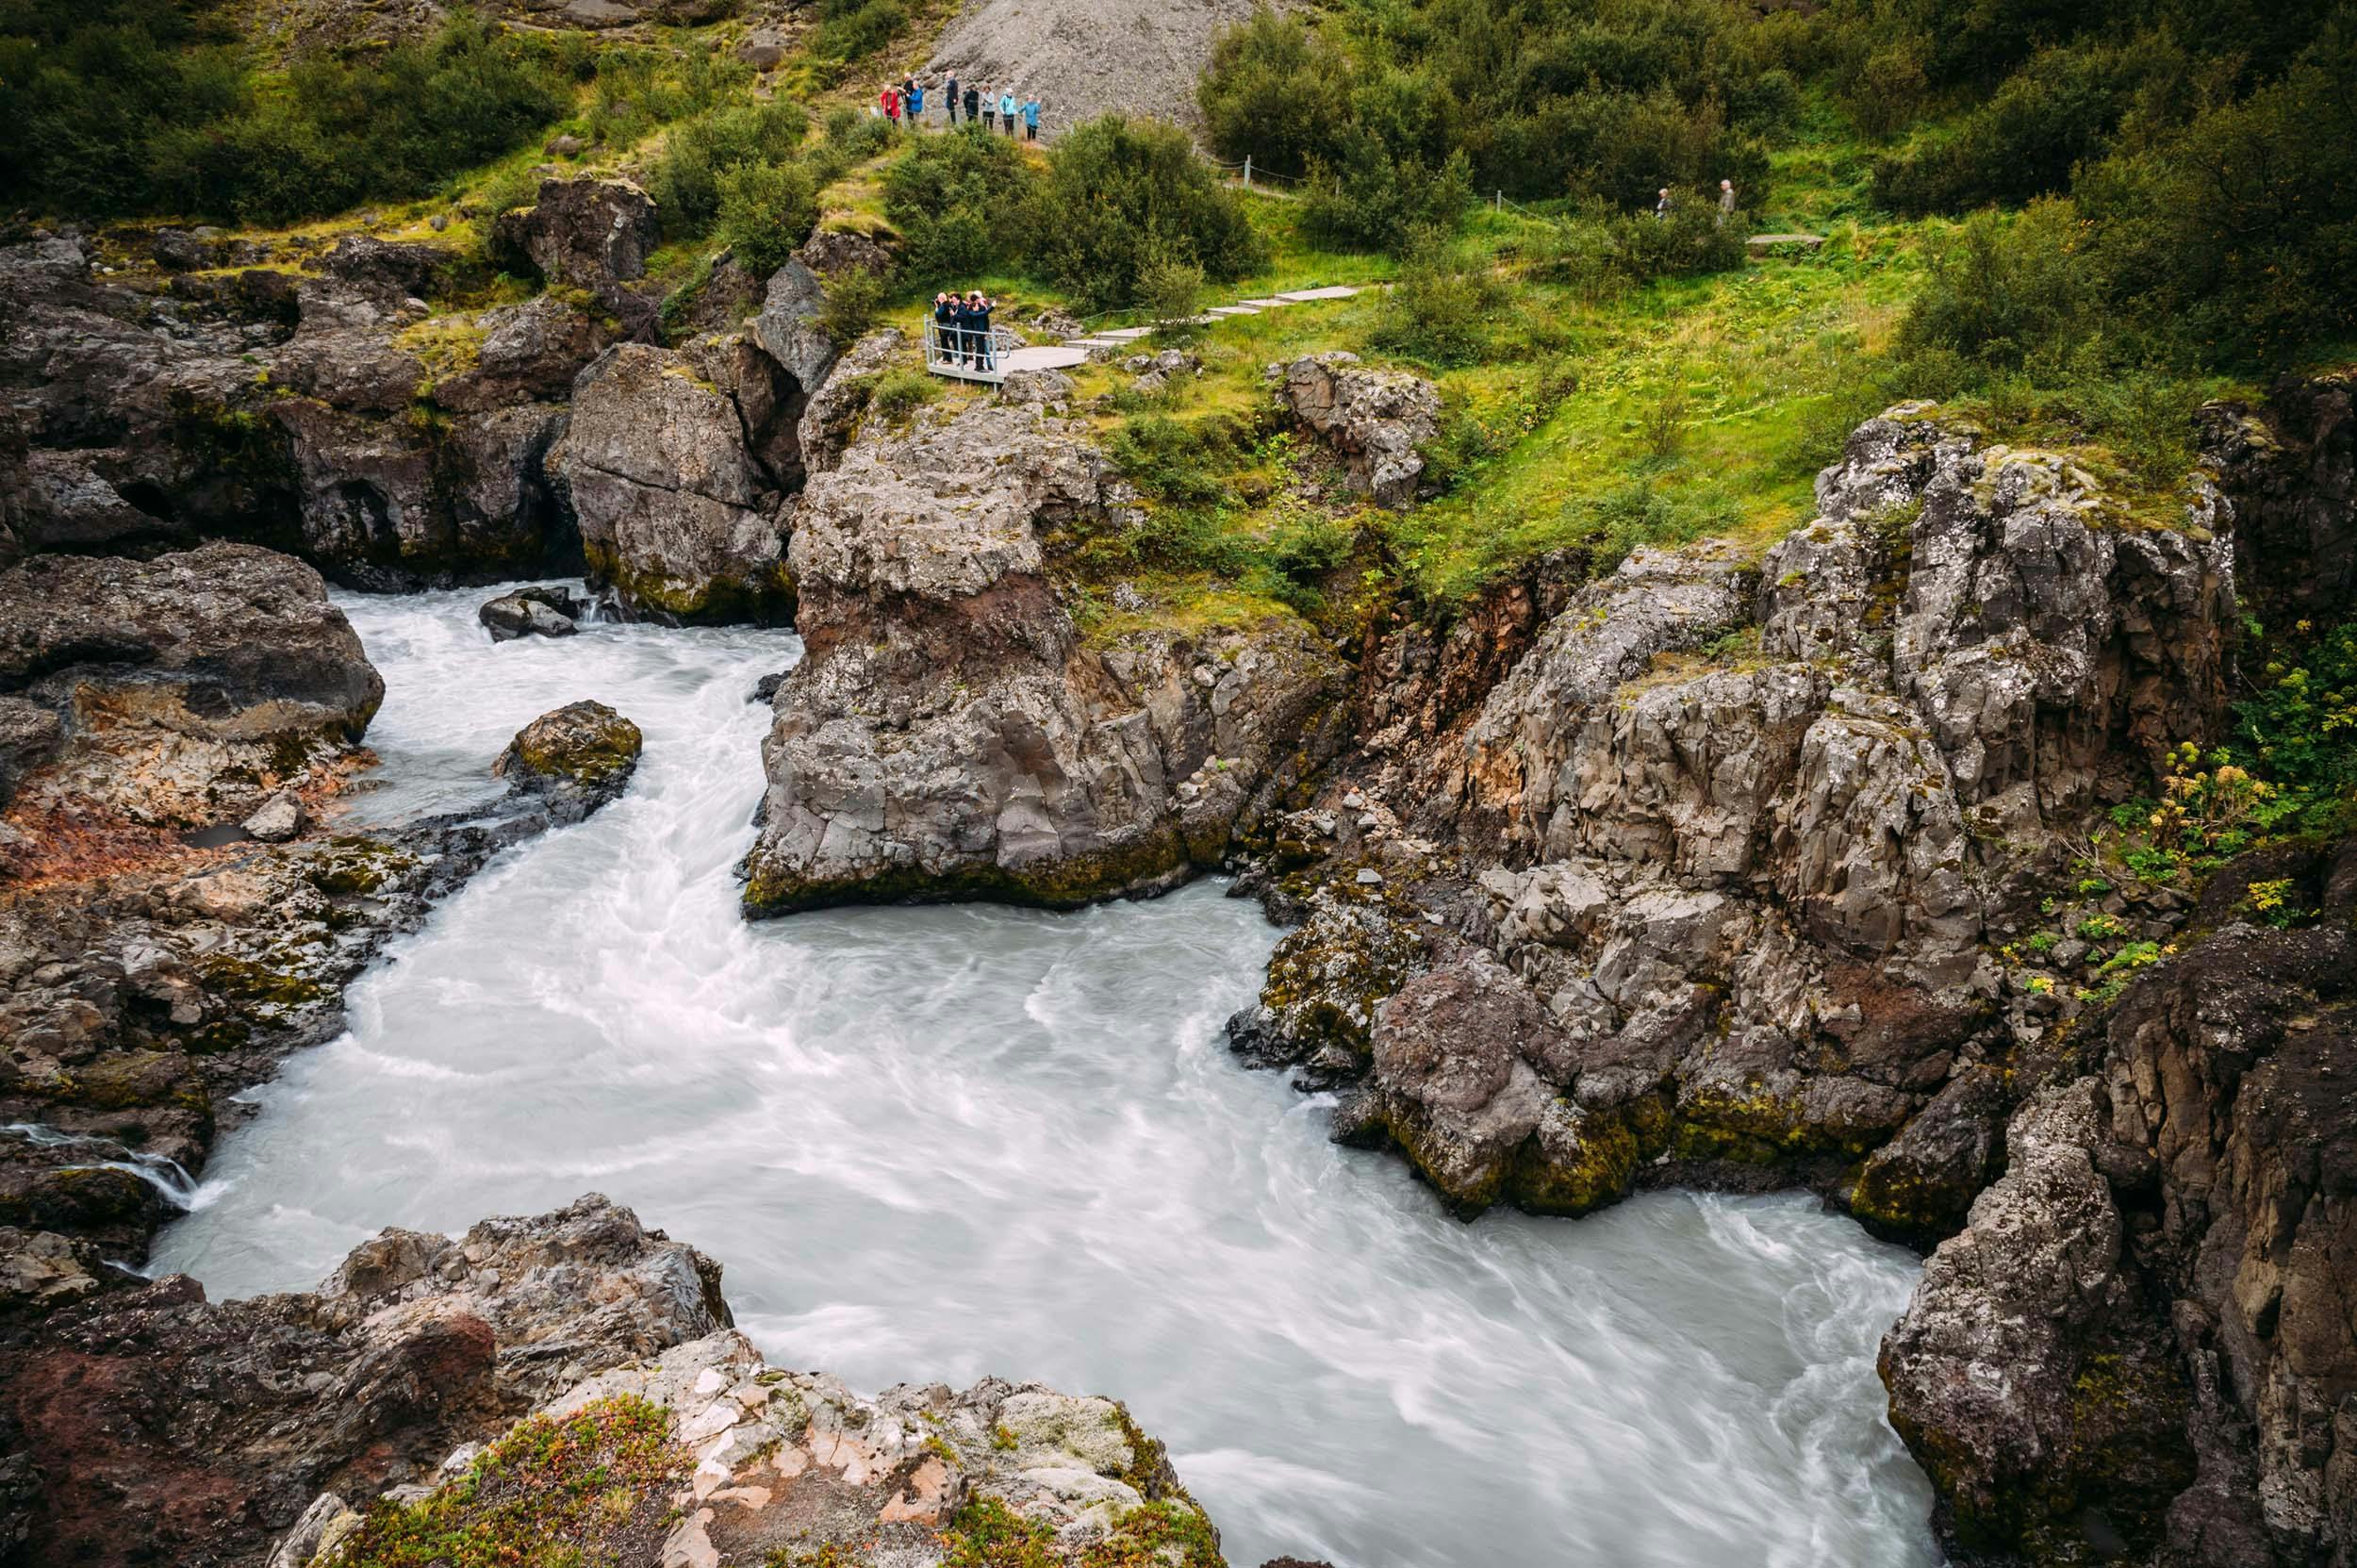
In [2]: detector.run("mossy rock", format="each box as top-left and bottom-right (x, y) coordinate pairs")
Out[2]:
(585, 542), (797, 627)
(1510, 1099), (1641, 1217)
(496, 701), (644, 789)
(742, 828), (1194, 916)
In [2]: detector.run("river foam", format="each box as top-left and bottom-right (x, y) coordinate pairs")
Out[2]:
(151, 586), (1941, 1567)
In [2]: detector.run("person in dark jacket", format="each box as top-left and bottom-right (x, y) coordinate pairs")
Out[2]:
(963, 83), (981, 126)
(932, 292), (958, 363)
(966, 289), (997, 370)
(946, 74), (960, 124)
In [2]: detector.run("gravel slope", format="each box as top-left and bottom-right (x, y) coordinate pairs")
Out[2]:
(916, 0), (1271, 140)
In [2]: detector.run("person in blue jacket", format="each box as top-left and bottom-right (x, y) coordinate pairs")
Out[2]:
(965, 289), (997, 369)
(1021, 94), (1042, 141)
(998, 88), (1018, 134)
(906, 78), (925, 127)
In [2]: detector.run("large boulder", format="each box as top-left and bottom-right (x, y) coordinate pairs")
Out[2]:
(750, 257), (841, 395)
(1, 1196), (729, 1568)
(492, 700), (643, 824)
(550, 342), (797, 623)
(430, 293), (620, 413)
(0, 544), (383, 826)
(743, 397), (1348, 914)
(1275, 351), (1442, 508)
(490, 178), (660, 337)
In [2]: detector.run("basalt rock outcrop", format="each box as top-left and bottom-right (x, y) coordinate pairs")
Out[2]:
(0, 1194), (732, 1567)
(0, 1193), (1221, 1568)
(0, 689), (647, 1336)
(550, 339), (801, 623)
(1274, 352), (1442, 510)
(1235, 405), (2240, 1221)
(490, 177), (662, 339)
(1883, 837), (2357, 1567)
(0, 544), (383, 829)
(743, 397), (1350, 914)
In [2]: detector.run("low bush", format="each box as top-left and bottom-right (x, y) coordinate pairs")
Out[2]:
(1367, 233), (1513, 367)
(883, 128), (1036, 282)
(818, 266), (886, 346)
(716, 159), (819, 274)
(1024, 115), (1267, 310)
(813, 0), (907, 63)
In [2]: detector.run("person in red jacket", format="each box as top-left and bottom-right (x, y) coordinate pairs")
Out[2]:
(881, 85), (900, 125)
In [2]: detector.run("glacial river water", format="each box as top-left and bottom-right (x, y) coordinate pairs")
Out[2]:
(151, 587), (1942, 1568)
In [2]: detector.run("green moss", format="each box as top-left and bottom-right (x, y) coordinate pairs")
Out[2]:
(511, 715), (643, 786)
(304, 837), (421, 898)
(1849, 1147), (1975, 1244)
(742, 829), (1193, 917)
(340, 1395), (685, 1568)
(1509, 1102), (1639, 1217)
(194, 952), (327, 1009)
(1672, 1082), (1887, 1165)
(585, 542), (798, 627)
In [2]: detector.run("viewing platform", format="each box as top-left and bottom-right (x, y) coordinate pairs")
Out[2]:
(922, 286), (1367, 384)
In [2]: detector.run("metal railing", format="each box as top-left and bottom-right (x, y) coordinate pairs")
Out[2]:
(923, 319), (1025, 380)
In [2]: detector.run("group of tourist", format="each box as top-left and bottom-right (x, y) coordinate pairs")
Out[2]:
(1655, 179), (1741, 222)
(880, 74), (1044, 140)
(931, 290), (1001, 371)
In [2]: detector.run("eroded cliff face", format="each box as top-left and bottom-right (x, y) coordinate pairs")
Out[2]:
(1885, 841), (2357, 1567)
(0, 189), (857, 619)
(0, 1193), (1226, 1568)
(1234, 406), (2237, 1230)
(742, 390), (1351, 914)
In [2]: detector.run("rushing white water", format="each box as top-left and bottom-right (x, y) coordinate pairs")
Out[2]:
(151, 586), (1942, 1568)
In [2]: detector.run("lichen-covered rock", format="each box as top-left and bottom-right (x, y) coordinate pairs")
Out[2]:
(490, 178), (660, 335)
(1274, 351), (1441, 508)
(1227, 882), (1427, 1083)
(1335, 950), (1568, 1214)
(0, 1195), (729, 1568)
(432, 294), (619, 413)
(551, 342), (797, 623)
(493, 700), (643, 822)
(744, 398), (1347, 913)
(444, 1330), (1224, 1568)
(1880, 1081), (2194, 1563)
(794, 326), (906, 476)
(1848, 1064), (2007, 1245)
(750, 257), (841, 396)
(0, 543), (383, 826)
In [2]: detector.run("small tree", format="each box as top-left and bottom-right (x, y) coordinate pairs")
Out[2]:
(1023, 114), (1267, 310)
(717, 159), (818, 275)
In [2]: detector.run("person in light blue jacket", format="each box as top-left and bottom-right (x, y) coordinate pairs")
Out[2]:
(999, 89), (1018, 135)
(1021, 94), (1042, 141)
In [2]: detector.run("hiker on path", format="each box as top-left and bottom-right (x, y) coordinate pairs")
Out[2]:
(981, 86), (997, 133)
(1655, 187), (1673, 220)
(1022, 94), (1042, 141)
(946, 73), (960, 124)
(998, 88), (1018, 133)
(882, 85), (900, 125)
(963, 81), (981, 126)
(1717, 178), (1737, 225)
(906, 78), (926, 126)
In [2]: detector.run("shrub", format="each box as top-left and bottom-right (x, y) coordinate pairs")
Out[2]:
(1024, 115), (1267, 310)
(716, 160), (818, 275)
(1301, 135), (1474, 254)
(817, 266), (886, 346)
(1367, 233), (1512, 367)
(883, 128), (1036, 282)
(867, 367), (938, 422)
(814, 0), (907, 62)
(651, 96), (809, 236)
(1197, 8), (1355, 176)
(1894, 200), (2106, 376)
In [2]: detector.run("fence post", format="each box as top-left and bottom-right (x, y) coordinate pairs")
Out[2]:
(1494, 189), (1503, 211)
(1243, 155), (1253, 190)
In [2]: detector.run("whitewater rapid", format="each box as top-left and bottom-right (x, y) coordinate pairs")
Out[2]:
(151, 586), (1941, 1568)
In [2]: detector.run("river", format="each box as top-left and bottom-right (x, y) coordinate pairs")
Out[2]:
(150, 586), (1942, 1568)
